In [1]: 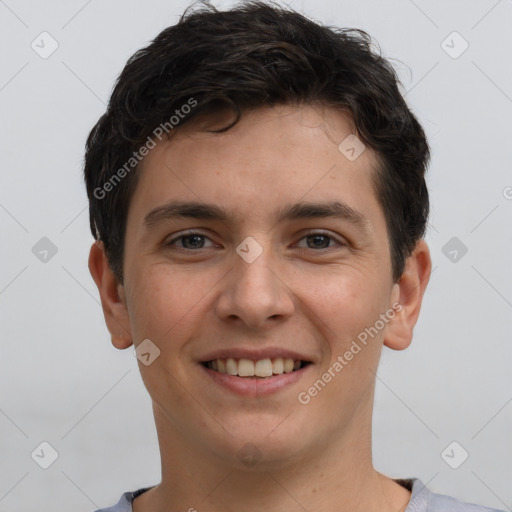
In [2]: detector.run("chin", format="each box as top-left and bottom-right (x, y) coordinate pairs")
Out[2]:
(206, 417), (314, 469)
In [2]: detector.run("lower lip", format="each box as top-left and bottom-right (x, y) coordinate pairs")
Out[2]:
(200, 364), (311, 396)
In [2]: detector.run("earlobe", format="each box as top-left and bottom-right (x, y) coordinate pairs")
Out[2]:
(383, 239), (432, 351)
(88, 241), (133, 350)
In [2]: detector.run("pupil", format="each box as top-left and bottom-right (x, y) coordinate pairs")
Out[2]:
(308, 235), (329, 249)
(183, 235), (204, 249)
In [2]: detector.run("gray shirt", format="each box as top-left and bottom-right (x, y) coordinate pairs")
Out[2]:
(92, 478), (507, 511)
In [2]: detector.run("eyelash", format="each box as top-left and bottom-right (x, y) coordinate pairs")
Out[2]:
(165, 230), (346, 252)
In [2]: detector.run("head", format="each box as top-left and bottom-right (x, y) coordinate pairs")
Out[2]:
(86, 1), (431, 470)
(85, 0), (429, 286)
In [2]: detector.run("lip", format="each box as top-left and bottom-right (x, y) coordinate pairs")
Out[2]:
(198, 347), (314, 364)
(199, 361), (313, 397)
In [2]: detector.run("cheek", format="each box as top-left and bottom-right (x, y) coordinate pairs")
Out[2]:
(126, 265), (216, 346)
(295, 269), (389, 344)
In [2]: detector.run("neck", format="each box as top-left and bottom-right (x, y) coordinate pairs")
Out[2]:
(133, 400), (411, 512)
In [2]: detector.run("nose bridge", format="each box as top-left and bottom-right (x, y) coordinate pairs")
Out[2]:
(215, 238), (294, 329)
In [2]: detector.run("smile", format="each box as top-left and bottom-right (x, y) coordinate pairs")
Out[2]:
(202, 357), (311, 378)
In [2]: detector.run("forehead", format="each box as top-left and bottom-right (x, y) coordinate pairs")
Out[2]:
(127, 103), (384, 231)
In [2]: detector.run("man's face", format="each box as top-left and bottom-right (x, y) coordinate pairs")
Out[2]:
(119, 104), (401, 467)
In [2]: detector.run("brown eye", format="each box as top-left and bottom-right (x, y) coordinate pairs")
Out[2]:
(166, 231), (215, 250)
(305, 234), (332, 249)
(179, 234), (206, 249)
(296, 231), (344, 250)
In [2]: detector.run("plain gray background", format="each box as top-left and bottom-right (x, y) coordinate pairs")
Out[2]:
(1, 0), (511, 510)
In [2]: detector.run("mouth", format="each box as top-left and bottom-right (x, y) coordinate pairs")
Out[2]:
(201, 357), (312, 378)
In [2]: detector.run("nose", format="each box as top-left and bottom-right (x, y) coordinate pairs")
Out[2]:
(214, 243), (295, 331)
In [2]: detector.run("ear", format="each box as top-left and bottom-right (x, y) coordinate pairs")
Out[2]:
(384, 239), (431, 351)
(88, 241), (133, 349)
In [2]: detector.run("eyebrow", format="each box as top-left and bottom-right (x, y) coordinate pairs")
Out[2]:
(143, 200), (370, 231)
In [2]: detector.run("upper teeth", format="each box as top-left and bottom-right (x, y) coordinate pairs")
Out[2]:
(208, 358), (302, 377)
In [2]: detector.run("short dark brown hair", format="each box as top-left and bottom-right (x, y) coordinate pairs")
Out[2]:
(84, 0), (430, 284)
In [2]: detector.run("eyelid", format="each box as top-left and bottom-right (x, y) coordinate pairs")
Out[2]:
(294, 229), (347, 248)
(166, 229), (346, 251)
(166, 229), (216, 248)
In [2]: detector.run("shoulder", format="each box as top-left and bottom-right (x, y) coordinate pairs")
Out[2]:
(92, 487), (153, 512)
(404, 478), (507, 512)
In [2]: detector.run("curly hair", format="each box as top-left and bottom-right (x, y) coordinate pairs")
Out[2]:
(84, 0), (430, 284)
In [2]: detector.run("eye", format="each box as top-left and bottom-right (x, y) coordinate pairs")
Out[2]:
(166, 231), (216, 250)
(165, 230), (345, 252)
(295, 232), (344, 250)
